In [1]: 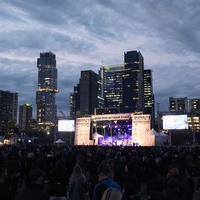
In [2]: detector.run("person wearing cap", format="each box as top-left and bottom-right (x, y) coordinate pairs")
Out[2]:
(92, 164), (123, 200)
(17, 169), (49, 200)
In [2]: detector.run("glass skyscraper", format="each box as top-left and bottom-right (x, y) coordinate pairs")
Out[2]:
(79, 70), (98, 117)
(121, 51), (144, 113)
(0, 90), (18, 134)
(97, 64), (124, 114)
(18, 104), (33, 131)
(36, 52), (58, 129)
(70, 84), (80, 118)
(70, 70), (98, 118)
(144, 69), (154, 127)
(70, 50), (155, 127)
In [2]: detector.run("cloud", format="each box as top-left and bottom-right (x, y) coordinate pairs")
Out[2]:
(0, 0), (200, 119)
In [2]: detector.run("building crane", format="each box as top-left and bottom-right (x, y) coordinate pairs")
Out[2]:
(60, 111), (66, 119)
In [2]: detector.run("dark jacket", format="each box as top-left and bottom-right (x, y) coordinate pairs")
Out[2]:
(0, 182), (12, 200)
(17, 183), (49, 200)
(165, 190), (186, 200)
(49, 165), (69, 197)
(123, 173), (140, 200)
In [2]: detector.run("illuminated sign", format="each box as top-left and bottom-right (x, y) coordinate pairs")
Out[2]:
(58, 120), (75, 132)
(92, 113), (132, 121)
(163, 115), (188, 130)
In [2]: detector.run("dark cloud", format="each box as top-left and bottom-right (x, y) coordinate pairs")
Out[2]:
(0, 56), (37, 111)
(0, 0), (200, 118)
(0, 29), (97, 55)
(153, 61), (200, 111)
(138, 0), (200, 53)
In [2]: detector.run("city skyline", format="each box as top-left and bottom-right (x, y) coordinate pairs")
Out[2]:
(0, 1), (200, 118)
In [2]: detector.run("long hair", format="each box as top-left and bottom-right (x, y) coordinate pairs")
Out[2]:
(102, 187), (123, 200)
(71, 164), (85, 181)
(68, 164), (88, 197)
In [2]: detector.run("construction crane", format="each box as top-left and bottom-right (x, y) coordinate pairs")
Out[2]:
(60, 111), (66, 119)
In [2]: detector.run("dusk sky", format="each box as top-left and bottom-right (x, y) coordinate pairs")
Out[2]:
(0, 0), (200, 118)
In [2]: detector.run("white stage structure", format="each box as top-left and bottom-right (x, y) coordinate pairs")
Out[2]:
(132, 114), (152, 146)
(74, 113), (159, 146)
(74, 117), (91, 145)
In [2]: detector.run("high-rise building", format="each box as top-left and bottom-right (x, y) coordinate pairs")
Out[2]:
(36, 52), (58, 129)
(169, 97), (188, 113)
(144, 69), (155, 126)
(18, 104), (33, 132)
(70, 70), (98, 118)
(169, 97), (200, 114)
(101, 65), (124, 108)
(70, 51), (155, 124)
(96, 64), (124, 114)
(70, 84), (80, 119)
(97, 73), (104, 110)
(0, 90), (18, 134)
(70, 93), (75, 119)
(121, 51), (144, 113)
(79, 70), (98, 117)
(191, 99), (200, 113)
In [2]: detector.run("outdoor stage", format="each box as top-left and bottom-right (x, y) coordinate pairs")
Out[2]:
(74, 113), (157, 146)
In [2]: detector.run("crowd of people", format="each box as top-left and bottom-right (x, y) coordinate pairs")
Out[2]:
(0, 144), (200, 200)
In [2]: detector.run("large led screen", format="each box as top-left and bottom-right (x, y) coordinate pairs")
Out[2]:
(163, 115), (188, 130)
(58, 120), (75, 132)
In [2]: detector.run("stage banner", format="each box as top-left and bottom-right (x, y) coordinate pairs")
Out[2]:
(132, 114), (151, 146)
(91, 113), (132, 121)
(74, 117), (91, 145)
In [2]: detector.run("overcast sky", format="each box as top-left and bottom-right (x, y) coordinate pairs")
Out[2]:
(0, 0), (200, 118)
